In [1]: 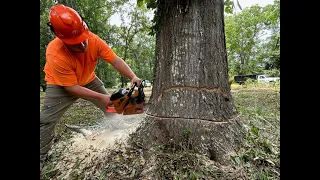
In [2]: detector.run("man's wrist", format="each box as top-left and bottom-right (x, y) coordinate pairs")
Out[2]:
(130, 75), (137, 80)
(96, 93), (105, 101)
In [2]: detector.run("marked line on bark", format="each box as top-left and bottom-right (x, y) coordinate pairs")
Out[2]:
(145, 113), (240, 124)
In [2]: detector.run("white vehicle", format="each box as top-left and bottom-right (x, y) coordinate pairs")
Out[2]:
(257, 75), (280, 83)
(143, 80), (152, 87)
(234, 74), (280, 84)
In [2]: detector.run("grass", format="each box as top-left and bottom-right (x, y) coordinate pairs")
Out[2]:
(229, 83), (280, 180)
(40, 82), (280, 179)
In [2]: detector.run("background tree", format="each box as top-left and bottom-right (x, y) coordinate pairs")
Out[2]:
(260, 0), (280, 75)
(224, 0), (280, 77)
(40, 0), (56, 92)
(225, 5), (268, 75)
(108, 1), (154, 87)
(128, 30), (156, 84)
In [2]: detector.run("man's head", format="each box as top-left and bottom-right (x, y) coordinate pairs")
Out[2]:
(48, 4), (89, 51)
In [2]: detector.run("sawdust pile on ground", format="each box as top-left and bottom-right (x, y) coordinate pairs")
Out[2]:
(69, 113), (143, 149)
(44, 113), (145, 179)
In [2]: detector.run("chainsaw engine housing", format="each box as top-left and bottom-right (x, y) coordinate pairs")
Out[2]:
(109, 81), (145, 115)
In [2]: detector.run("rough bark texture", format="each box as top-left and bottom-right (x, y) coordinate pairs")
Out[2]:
(134, 0), (245, 164)
(133, 115), (245, 164)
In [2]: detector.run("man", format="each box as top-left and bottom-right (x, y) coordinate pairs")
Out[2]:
(40, 4), (142, 171)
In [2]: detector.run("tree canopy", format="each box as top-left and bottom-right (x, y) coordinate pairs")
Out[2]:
(40, 0), (280, 90)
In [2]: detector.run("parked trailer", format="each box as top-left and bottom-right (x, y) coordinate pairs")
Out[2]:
(234, 74), (258, 84)
(234, 74), (280, 84)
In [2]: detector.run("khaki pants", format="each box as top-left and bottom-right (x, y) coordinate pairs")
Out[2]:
(40, 77), (109, 169)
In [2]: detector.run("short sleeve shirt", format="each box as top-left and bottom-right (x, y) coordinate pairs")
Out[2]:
(44, 31), (116, 86)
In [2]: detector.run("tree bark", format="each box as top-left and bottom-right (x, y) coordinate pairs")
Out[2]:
(134, 0), (245, 164)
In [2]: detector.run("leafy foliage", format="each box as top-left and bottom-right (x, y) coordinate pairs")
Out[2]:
(137, 0), (243, 36)
(40, 0), (279, 90)
(40, 0), (56, 90)
(225, 1), (280, 76)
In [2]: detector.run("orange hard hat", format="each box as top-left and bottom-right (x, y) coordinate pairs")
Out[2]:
(49, 4), (89, 45)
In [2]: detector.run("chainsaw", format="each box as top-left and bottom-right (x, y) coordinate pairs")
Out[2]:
(106, 80), (146, 115)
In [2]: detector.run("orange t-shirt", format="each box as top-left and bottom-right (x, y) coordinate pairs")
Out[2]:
(44, 31), (117, 86)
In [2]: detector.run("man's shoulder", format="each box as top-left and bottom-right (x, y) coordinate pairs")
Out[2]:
(88, 31), (106, 47)
(47, 38), (65, 54)
(46, 39), (71, 61)
(88, 31), (102, 41)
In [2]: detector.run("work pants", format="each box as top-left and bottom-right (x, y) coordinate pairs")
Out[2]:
(40, 77), (109, 169)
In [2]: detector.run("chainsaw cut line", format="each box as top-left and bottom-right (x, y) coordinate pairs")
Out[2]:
(145, 113), (239, 123)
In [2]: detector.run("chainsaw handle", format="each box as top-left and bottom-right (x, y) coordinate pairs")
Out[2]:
(127, 82), (137, 97)
(138, 80), (145, 90)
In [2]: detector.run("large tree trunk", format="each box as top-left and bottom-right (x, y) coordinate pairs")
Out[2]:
(134, 0), (245, 164)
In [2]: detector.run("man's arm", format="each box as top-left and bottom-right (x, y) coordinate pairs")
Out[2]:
(95, 34), (141, 85)
(64, 85), (112, 106)
(111, 56), (141, 85)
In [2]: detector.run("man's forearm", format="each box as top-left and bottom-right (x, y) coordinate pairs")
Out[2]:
(111, 56), (137, 80)
(64, 84), (103, 100)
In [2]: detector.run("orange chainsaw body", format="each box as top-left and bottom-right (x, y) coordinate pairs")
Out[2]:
(107, 81), (146, 115)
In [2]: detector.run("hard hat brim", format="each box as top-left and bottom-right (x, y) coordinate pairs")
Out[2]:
(59, 28), (89, 45)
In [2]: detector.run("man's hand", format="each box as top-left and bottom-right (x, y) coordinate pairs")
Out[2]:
(99, 94), (113, 107)
(131, 76), (142, 86)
